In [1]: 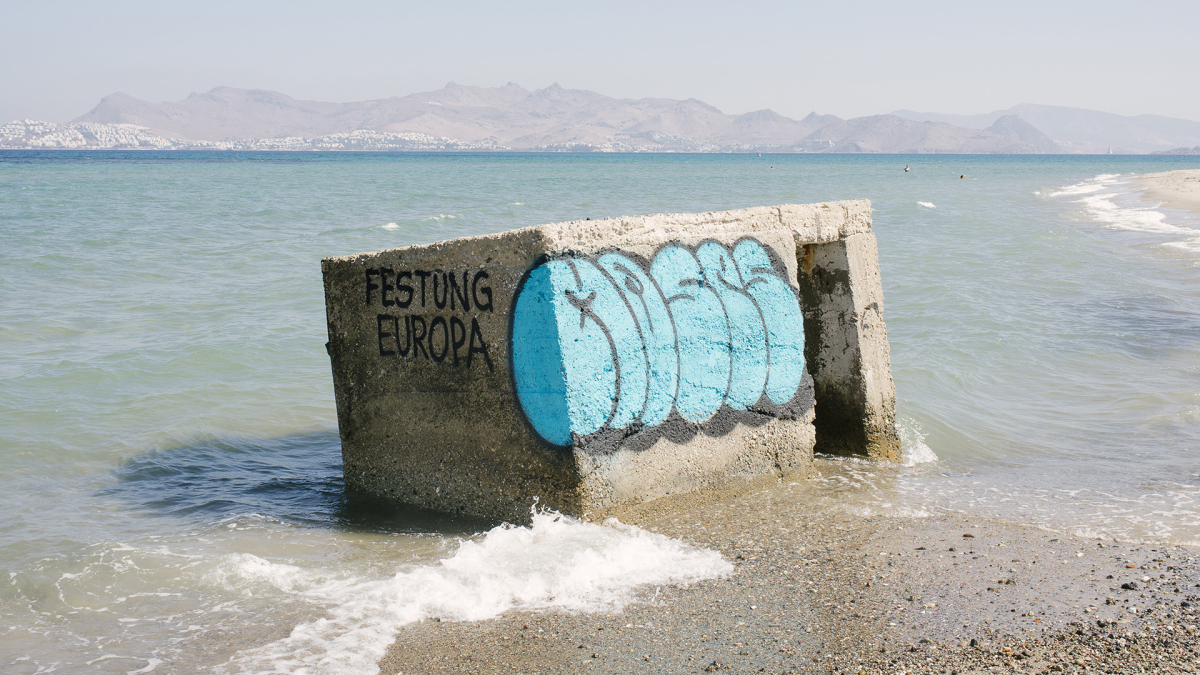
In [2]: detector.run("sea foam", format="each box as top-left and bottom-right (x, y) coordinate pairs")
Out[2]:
(1051, 173), (1200, 253)
(898, 417), (938, 467)
(218, 510), (731, 675)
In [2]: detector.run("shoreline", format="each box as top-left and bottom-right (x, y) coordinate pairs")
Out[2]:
(378, 469), (1200, 674)
(1135, 169), (1200, 213)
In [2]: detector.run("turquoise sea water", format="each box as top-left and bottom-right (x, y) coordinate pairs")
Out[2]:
(2, 151), (1199, 673)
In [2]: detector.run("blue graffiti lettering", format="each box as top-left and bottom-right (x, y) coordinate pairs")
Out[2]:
(510, 240), (806, 446)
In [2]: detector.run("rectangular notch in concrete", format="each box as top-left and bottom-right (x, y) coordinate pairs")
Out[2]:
(796, 232), (900, 460)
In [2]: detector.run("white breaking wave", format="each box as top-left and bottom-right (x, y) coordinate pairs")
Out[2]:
(1050, 173), (1200, 253)
(1046, 173), (1122, 198)
(917, 201), (936, 209)
(380, 222), (399, 230)
(897, 416), (938, 467)
(421, 214), (458, 221)
(217, 510), (731, 675)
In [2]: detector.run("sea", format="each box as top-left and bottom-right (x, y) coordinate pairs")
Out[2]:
(2, 151), (1199, 674)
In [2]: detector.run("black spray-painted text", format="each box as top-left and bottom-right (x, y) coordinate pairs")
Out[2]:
(366, 268), (494, 371)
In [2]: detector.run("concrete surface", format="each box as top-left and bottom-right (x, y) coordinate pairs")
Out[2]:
(322, 200), (896, 521)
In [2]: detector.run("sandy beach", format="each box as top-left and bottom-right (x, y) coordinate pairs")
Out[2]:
(378, 463), (1200, 674)
(1135, 170), (1200, 213)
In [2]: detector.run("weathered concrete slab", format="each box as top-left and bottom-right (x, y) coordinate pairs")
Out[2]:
(322, 200), (894, 522)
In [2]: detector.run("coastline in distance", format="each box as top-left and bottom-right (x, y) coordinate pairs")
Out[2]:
(5, 83), (1199, 153)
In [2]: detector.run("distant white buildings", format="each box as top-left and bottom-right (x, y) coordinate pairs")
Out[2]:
(0, 120), (177, 149)
(0, 119), (761, 153)
(0, 120), (510, 152)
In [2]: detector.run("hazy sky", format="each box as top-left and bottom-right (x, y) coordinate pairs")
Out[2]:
(4, 0), (1198, 123)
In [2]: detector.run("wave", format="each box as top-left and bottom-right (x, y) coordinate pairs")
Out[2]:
(217, 509), (730, 674)
(897, 416), (938, 467)
(1045, 173), (1123, 198)
(917, 201), (936, 209)
(1050, 173), (1200, 253)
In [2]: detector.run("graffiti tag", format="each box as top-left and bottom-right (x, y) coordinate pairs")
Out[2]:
(510, 239), (805, 446)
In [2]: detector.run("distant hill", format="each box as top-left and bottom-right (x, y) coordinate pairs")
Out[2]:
(47, 84), (1058, 153)
(985, 115), (1059, 153)
(794, 115), (1043, 154)
(1152, 146), (1200, 155)
(0, 84), (1186, 153)
(892, 104), (1200, 153)
(71, 83), (837, 151)
(78, 89), (344, 141)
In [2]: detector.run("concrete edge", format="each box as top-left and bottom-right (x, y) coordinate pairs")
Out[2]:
(320, 199), (872, 264)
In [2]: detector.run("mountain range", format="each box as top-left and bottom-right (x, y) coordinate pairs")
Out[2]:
(892, 104), (1200, 154)
(4, 83), (1200, 153)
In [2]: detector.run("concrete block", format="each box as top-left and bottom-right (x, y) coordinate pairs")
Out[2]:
(322, 200), (895, 522)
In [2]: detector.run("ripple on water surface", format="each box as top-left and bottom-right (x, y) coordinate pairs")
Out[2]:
(3, 153), (1200, 673)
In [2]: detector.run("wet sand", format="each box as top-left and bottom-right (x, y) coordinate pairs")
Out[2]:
(379, 465), (1200, 674)
(1135, 170), (1200, 213)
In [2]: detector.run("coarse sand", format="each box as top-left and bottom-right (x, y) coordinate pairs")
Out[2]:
(378, 463), (1200, 674)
